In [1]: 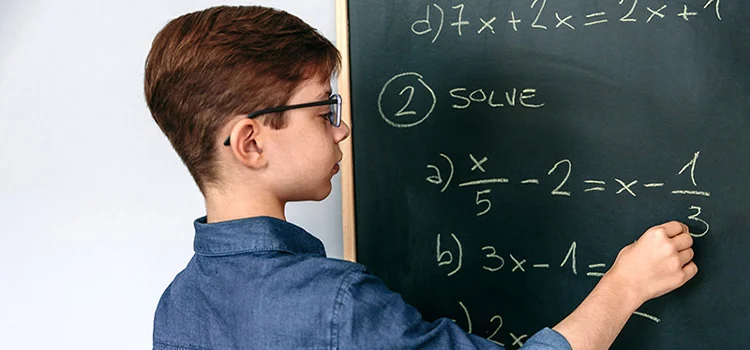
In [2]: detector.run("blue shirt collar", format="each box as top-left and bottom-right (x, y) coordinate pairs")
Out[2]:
(193, 216), (326, 257)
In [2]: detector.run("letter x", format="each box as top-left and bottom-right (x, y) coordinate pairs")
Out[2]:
(615, 179), (638, 197)
(510, 333), (528, 347)
(470, 154), (487, 172)
(510, 254), (526, 272)
(478, 17), (496, 34)
(647, 5), (667, 23)
(555, 13), (575, 30)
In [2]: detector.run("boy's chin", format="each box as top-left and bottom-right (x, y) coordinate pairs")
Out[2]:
(311, 187), (332, 201)
(298, 184), (332, 202)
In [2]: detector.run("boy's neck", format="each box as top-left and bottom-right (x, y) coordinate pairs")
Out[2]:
(204, 187), (286, 223)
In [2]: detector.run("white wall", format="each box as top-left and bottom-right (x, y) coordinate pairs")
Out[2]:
(0, 1), (342, 348)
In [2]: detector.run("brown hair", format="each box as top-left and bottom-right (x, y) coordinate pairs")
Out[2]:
(144, 6), (340, 193)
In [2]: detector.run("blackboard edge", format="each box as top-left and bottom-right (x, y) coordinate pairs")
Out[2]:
(336, 0), (357, 263)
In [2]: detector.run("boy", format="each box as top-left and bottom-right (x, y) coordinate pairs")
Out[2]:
(145, 5), (697, 350)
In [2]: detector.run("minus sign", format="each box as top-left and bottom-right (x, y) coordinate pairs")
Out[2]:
(532, 264), (550, 268)
(644, 183), (664, 188)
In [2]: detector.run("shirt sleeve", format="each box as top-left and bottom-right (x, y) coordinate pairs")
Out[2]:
(333, 267), (571, 350)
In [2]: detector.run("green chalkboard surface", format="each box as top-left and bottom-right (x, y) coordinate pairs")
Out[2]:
(347, 1), (749, 349)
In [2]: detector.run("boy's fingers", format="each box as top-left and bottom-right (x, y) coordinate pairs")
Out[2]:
(683, 261), (699, 281)
(678, 248), (694, 266)
(680, 222), (690, 235)
(660, 221), (689, 238)
(672, 233), (694, 251)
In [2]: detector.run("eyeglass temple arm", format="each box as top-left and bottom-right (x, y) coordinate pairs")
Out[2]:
(223, 97), (339, 146)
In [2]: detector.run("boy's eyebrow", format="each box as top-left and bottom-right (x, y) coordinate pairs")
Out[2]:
(318, 90), (332, 99)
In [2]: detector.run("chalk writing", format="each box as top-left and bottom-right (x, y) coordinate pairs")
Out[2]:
(615, 179), (638, 197)
(687, 206), (710, 237)
(482, 246), (505, 272)
(423, 152), (713, 238)
(619, 0), (638, 22)
(530, 0), (548, 30)
(560, 241), (578, 274)
(547, 159), (572, 197)
(449, 87), (545, 110)
(424, 152), (712, 201)
(555, 13), (575, 30)
(479, 16), (497, 34)
(425, 153), (454, 193)
(585, 180), (606, 192)
(587, 263), (607, 277)
(451, 4), (470, 36)
(436, 237), (666, 337)
(411, 4), (444, 43)
(634, 311), (662, 323)
(475, 189), (493, 216)
(487, 315), (505, 346)
(410, 1), (723, 42)
(458, 301), (472, 333)
(646, 5), (668, 23)
(470, 154), (488, 172)
(451, 301), (543, 348)
(378, 72), (436, 128)
(704, 0), (722, 21)
(510, 254), (527, 272)
(509, 11), (521, 32)
(380, 73), (545, 128)
(437, 233), (463, 276)
(395, 86), (417, 117)
(584, 12), (608, 26)
(678, 5), (698, 21)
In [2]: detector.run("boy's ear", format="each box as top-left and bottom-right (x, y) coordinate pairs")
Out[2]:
(229, 118), (267, 169)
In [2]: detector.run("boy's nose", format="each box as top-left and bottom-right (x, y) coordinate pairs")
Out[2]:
(334, 120), (351, 143)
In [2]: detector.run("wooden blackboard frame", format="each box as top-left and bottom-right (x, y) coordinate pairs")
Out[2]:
(335, 0), (357, 262)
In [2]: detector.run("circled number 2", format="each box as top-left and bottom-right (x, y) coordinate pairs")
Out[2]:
(395, 86), (417, 117)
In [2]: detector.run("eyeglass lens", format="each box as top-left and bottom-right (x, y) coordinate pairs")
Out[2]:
(329, 95), (340, 127)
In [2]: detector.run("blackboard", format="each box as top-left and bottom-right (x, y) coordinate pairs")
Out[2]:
(341, 0), (749, 349)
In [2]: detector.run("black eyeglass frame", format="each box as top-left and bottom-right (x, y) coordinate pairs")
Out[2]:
(223, 93), (342, 146)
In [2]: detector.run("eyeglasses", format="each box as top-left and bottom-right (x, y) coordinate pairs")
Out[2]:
(223, 93), (342, 146)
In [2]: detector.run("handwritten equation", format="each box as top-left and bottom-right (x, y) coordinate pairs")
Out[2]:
(435, 239), (661, 348)
(435, 233), (661, 330)
(447, 299), (660, 348)
(437, 236), (604, 278)
(412, 0), (723, 43)
(424, 150), (712, 342)
(425, 151), (711, 237)
(448, 300), (551, 348)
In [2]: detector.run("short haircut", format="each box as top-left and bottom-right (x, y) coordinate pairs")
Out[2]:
(144, 6), (340, 193)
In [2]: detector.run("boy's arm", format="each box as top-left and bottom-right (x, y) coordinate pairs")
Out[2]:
(552, 221), (697, 350)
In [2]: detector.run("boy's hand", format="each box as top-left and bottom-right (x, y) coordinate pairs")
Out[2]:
(606, 221), (698, 306)
(553, 221), (697, 350)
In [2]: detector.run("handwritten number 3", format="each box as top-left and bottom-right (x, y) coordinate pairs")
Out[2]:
(688, 206), (709, 237)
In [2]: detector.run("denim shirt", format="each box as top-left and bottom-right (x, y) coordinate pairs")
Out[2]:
(153, 216), (571, 350)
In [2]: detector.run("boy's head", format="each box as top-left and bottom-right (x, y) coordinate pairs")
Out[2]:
(144, 5), (349, 202)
